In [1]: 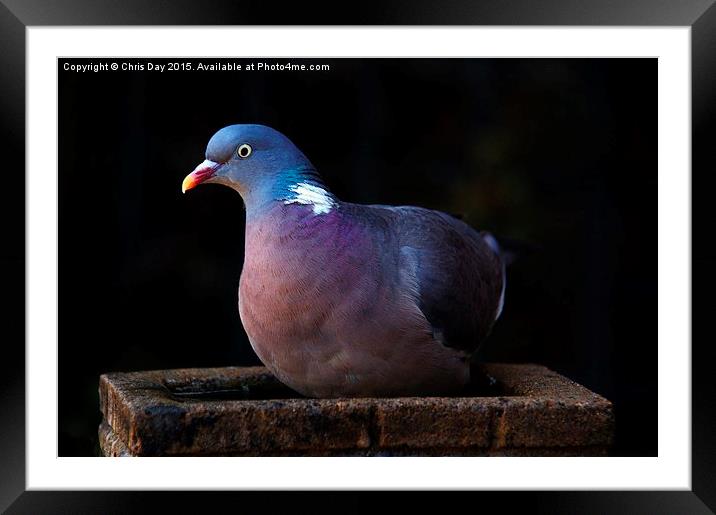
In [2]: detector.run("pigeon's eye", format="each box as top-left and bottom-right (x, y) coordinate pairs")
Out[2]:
(237, 144), (253, 159)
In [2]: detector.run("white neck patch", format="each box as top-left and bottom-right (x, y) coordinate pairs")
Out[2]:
(283, 182), (336, 215)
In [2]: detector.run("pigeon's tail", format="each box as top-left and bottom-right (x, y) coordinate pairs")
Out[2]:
(480, 232), (538, 321)
(480, 232), (507, 320)
(481, 232), (538, 266)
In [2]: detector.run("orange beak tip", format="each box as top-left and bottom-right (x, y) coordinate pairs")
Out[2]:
(181, 175), (193, 194)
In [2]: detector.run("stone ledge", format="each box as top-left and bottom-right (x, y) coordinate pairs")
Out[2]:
(98, 363), (614, 456)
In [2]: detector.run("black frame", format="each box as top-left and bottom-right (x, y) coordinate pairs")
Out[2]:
(1, 1), (712, 513)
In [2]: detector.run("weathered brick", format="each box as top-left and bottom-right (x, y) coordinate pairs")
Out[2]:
(98, 364), (613, 456)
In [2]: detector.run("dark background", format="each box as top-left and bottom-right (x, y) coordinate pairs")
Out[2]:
(58, 58), (655, 457)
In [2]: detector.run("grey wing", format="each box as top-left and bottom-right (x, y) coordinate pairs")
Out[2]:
(388, 206), (505, 354)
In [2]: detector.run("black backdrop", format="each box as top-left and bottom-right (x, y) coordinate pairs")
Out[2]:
(58, 58), (655, 457)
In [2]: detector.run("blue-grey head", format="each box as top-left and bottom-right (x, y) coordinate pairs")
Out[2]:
(182, 125), (324, 207)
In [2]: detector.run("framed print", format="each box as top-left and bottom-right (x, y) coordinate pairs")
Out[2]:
(1, 0), (712, 512)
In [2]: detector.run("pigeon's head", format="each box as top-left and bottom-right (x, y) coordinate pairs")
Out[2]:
(182, 124), (316, 198)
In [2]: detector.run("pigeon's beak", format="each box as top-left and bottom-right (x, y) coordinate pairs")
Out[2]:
(182, 160), (221, 193)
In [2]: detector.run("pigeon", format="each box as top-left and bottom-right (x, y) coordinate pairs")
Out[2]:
(182, 124), (506, 398)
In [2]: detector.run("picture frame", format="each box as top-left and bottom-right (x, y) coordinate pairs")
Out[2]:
(1, 0), (711, 512)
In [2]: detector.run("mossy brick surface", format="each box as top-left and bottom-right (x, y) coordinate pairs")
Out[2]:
(98, 364), (614, 456)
